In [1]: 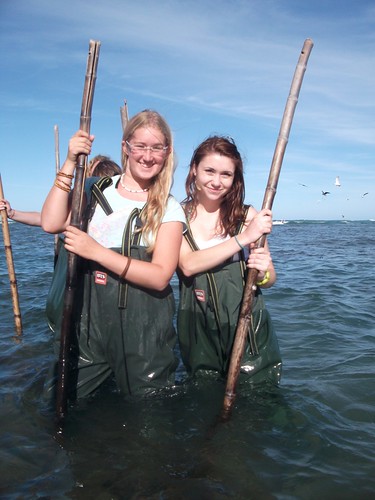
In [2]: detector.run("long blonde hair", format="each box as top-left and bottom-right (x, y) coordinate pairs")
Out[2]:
(121, 110), (174, 252)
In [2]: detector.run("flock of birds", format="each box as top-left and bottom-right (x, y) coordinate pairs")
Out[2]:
(320, 190), (368, 197)
(298, 177), (369, 199)
(296, 177), (371, 219)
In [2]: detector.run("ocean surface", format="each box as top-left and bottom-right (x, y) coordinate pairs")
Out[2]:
(1, 220), (374, 499)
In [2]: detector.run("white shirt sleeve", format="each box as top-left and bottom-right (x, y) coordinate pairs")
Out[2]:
(162, 196), (186, 225)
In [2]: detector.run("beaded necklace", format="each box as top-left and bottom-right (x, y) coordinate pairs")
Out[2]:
(120, 173), (149, 193)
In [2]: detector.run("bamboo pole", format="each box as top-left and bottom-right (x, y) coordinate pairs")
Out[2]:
(54, 124), (60, 173)
(0, 174), (22, 336)
(222, 39), (314, 419)
(55, 40), (101, 427)
(120, 99), (129, 161)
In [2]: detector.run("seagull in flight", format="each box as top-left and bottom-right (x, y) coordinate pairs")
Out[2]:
(322, 190), (330, 196)
(362, 192), (369, 197)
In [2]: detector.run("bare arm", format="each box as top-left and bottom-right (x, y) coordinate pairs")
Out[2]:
(41, 130), (94, 233)
(0, 199), (41, 226)
(64, 221), (183, 291)
(179, 207), (273, 277)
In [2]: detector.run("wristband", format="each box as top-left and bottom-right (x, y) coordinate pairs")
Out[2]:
(256, 270), (270, 286)
(234, 235), (245, 251)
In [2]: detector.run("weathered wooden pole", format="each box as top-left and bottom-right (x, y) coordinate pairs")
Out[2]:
(56, 40), (101, 428)
(222, 38), (314, 419)
(120, 99), (129, 132)
(0, 174), (23, 336)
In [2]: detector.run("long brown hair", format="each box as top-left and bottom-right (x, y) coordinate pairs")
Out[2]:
(121, 110), (174, 252)
(183, 135), (246, 236)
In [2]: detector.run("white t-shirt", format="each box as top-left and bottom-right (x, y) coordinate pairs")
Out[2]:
(88, 176), (185, 248)
(194, 233), (249, 262)
(194, 234), (229, 249)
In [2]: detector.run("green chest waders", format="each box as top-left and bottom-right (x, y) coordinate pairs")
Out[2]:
(178, 212), (282, 386)
(46, 177), (178, 400)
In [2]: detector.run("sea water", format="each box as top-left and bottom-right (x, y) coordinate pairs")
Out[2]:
(0, 220), (374, 499)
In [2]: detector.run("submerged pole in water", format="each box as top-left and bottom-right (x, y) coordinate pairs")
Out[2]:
(222, 38), (314, 420)
(0, 174), (23, 336)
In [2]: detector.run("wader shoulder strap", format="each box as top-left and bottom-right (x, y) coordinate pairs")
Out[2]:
(183, 206), (251, 335)
(236, 204), (260, 355)
(183, 223), (223, 335)
(118, 204), (148, 309)
(236, 204), (251, 284)
(81, 176), (143, 309)
(83, 176), (114, 225)
(91, 177), (114, 215)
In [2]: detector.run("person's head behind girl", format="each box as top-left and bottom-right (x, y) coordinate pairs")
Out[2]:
(184, 136), (246, 237)
(121, 109), (175, 252)
(90, 157), (122, 177)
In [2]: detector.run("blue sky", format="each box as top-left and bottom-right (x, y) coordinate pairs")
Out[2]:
(0, 0), (374, 220)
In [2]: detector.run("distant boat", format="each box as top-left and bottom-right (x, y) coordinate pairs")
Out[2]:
(335, 176), (341, 187)
(273, 220), (288, 225)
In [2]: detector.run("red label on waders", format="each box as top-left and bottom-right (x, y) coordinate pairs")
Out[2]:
(94, 271), (107, 285)
(194, 289), (206, 302)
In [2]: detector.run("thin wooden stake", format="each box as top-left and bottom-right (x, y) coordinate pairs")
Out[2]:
(120, 99), (129, 132)
(0, 174), (22, 336)
(222, 39), (314, 419)
(54, 124), (60, 174)
(120, 99), (129, 160)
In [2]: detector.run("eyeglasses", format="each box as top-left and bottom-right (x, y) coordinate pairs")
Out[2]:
(126, 141), (169, 156)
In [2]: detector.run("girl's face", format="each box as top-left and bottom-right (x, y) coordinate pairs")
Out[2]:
(194, 153), (235, 202)
(122, 126), (169, 184)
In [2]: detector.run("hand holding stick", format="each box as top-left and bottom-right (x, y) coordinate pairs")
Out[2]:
(222, 39), (314, 419)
